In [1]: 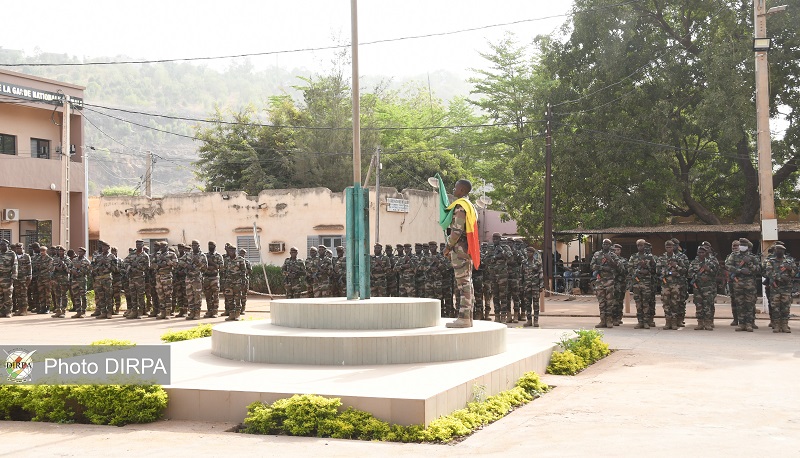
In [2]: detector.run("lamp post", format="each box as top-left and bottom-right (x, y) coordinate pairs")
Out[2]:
(753, 1), (787, 257)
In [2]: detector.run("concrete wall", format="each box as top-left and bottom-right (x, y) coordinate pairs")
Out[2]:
(94, 187), (444, 265)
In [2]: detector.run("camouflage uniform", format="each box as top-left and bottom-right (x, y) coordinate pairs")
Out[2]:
(480, 243), (494, 319)
(672, 241), (690, 326)
(725, 240), (760, 332)
(240, 250), (252, 312)
(657, 245), (689, 330)
(506, 244), (524, 323)
(68, 250), (91, 317)
(628, 247), (656, 328)
(91, 244), (117, 319)
(49, 249), (70, 317)
(444, 197), (476, 328)
(472, 260), (484, 320)
(121, 249), (133, 315)
(440, 242), (455, 317)
(612, 245), (628, 326)
(385, 246), (399, 297)
(12, 245), (32, 315)
(428, 242), (445, 315)
(522, 247), (543, 327)
(688, 248), (719, 330)
(762, 244), (794, 333)
(0, 242), (18, 317)
(332, 247), (346, 297)
(370, 244), (391, 297)
(182, 242), (208, 319)
(489, 236), (510, 322)
(394, 244), (418, 297)
(282, 250), (306, 299)
(125, 246), (149, 318)
(414, 243), (426, 297)
(110, 249), (123, 313)
(34, 250), (54, 314)
(172, 247), (188, 317)
(223, 247), (247, 320)
(315, 247), (334, 298)
(153, 244), (178, 318)
(203, 245), (225, 316)
(590, 241), (623, 328)
(221, 251), (233, 315)
(305, 248), (319, 298)
(145, 249), (158, 316)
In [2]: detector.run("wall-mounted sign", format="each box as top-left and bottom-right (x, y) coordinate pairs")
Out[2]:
(0, 81), (84, 108)
(386, 198), (409, 213)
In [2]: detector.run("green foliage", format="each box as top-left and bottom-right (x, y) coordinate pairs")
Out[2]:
(244, 372), (552, 443)
(547, 329), (611, 375)
(249, 264), (285, 295)
(0, 385), (167, 426)
(90, 339), (136, 347)
(100, 186), (140, 197)
(160, 323), (213, 342)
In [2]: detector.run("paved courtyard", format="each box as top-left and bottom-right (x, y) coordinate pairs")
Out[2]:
(1, 296), (798, 457)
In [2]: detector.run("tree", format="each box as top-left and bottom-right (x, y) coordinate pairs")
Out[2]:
(100, 185), (140, 197)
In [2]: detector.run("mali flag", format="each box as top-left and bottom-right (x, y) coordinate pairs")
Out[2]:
(434, 173), (480, 268)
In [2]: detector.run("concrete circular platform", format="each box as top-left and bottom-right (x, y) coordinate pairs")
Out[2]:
(211, 319), (507, 365)
(269, 297), (441, 330)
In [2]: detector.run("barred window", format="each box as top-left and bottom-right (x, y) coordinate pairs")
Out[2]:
(0, 134), (16, 155)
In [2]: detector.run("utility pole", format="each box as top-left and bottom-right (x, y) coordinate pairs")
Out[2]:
(145, 150), (153, 198)
(60, 95), (71, 249)
(543, 104), (553, 293)
(375, 147), (381, 243)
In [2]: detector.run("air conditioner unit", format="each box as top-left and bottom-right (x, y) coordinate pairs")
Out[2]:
(2, 209), (19, 221)
(268, 242), (285, 253)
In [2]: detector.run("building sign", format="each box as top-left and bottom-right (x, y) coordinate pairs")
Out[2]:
(386, 198), (409, 213)
(0, 81), (84, 109)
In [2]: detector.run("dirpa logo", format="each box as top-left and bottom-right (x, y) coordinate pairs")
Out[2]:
(5, 349), (36, 383)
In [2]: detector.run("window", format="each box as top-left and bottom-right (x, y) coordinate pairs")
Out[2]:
(236, 236), (261, 264)
(36, 220), (52, 247)
(0, 229), (10, 243)
(0, 134), (16, 155)
(320, 235), (344, 257)
(31, 138), (50, 159)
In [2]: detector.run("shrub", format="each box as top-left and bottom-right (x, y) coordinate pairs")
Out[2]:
(0, 385), (167, 426)
(249, 264), (286, 295)
(243, 373), (552, 443)
(90, 339), (136, 347)
(160, 324), (213, 342)
(547, 329), (611, 375)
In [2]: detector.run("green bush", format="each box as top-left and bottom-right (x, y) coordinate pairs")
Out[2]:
(244, 372), (552, 443)
(249, 264), (286, 295)
(0, 385), (167, 426)
(160, 323), (213, 342)
(90, 339), (136, 347)
(547, 329), (611, 375)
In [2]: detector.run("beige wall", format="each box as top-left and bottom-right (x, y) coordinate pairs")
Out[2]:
(94, 187), (445, 265)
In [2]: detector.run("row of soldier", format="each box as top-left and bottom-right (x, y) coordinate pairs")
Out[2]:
(282, 233), (545, 327)
(0, 239), (254, 321)
(591, 237), (793, 333)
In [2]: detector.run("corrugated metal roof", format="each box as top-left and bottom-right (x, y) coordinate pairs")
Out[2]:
(556, 222), (800, 235)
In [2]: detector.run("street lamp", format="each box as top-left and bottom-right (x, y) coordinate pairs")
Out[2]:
(753, 37), (772, 52)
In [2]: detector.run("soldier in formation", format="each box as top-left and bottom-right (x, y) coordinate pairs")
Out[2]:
(282, 247), (305, 298)
(763, 241), (794, 333)
(591, 238), (623, 328)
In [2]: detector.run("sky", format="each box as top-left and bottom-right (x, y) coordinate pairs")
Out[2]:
(1, 0), (573, 78)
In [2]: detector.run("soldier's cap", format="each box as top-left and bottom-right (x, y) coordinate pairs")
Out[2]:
(12, 242), (22, 248)
(177, 243), (186, 248)
(701, 241), (712, 247)
(158, 241), (168, 246)
(224, 242), (233, 248)
(290, 246), (298, 251)
(97, 240), (108, 247)
(191, 239), (200, 245)
(739, 237), (751, 246)
(414, 242), (423, 247)
(309, 246), (318, 252)
(492, 232), (502, 237)
(697, 246), (707, 253)
(208, 241), (216, 246)
(39, 246), (48, 251)
(664, 240), (674, 246)
(670, 238), (680, 246)
(602, 238), (612, 244)
(644, 242), (652, 247)
(774, 241), (786, 249)
(612, 244), (622, 249)
(403, 243), (412, 247)
(135, 239), (144, 243)
(374, 243), (382, 248)
(428, 241), (438, 246)
(57, 245), (65, 251)
(526, 246), (536, 252)
(318, 245), (326, 250)
(636, 239), (646, 245)
(78, 247), (86, 252)
(239, 248), (247, 253)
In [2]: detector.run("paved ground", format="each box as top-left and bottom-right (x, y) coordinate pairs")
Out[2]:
(2, 296), (798, 457)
